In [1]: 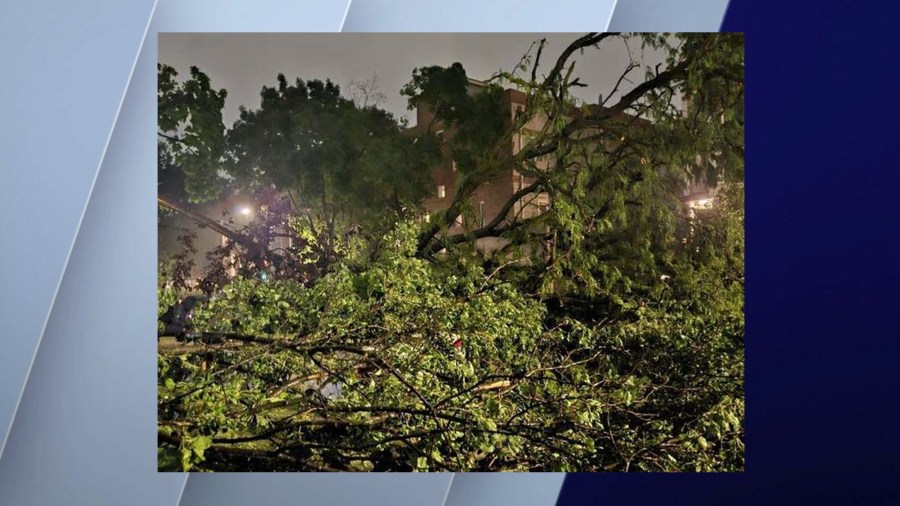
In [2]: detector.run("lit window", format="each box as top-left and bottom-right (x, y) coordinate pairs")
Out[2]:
(451, 160), (458, 172)
(437, 185), (446, 199)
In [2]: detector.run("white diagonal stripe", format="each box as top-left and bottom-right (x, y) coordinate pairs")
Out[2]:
(605, 0), (620, 29)
(175, 474), (190, 506)
(440, 473), (456, 506)
(339, 0), (353, 31)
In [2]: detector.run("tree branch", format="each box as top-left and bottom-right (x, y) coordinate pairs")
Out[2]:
(158, 196), (246, 247)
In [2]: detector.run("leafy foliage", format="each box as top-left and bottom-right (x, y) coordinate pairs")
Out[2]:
(226, 74), (439, 234)
(159, 210), (742, 471)
(158, 64), (228, 203)
(158, 32), (744, 472)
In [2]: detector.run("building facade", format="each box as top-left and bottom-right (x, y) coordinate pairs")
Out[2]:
(414, 79), (718, 251)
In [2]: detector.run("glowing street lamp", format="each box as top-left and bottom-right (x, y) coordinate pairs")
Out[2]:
(238, 206), (252, 217)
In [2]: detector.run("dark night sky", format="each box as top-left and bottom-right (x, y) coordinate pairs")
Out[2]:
(159, 33), (669, 127)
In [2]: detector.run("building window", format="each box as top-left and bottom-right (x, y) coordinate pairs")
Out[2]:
(478, 201), (485, 227)
(451, 160), (458, 172)
(455, 214), (463, 227)
(514, 105), (524, 119)
(437, 185), (446, 199)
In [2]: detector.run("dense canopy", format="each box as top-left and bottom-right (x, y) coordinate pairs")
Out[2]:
(158, 32), (744, 472)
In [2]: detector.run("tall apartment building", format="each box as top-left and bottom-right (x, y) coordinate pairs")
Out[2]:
(416, 81), (544, 229)
(414, 79), (717, 251)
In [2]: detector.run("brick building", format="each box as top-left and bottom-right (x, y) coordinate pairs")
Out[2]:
(416, 85), (548, 218)
(413, 78), (717, 252)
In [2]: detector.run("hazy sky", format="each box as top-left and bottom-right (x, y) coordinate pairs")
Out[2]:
(159, 33), (667, 127)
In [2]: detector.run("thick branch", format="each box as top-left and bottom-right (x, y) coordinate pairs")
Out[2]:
(543, 33), (619, 91)
(419, 181), (542, 256)
(158, 196), (246, 247)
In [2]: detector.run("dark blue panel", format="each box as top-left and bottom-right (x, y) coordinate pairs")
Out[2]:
(559, 0), (900, 504)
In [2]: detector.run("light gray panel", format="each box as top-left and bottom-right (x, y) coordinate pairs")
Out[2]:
(445, 473), (566, 506)
(0, 22), (186, 506)
(608, 0), (731, 31)
(343, 0), (617, 32)
(180, 473), (454, 506)
(0, 0), (159, 461)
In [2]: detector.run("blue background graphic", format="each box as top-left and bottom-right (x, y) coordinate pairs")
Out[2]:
(4, 0), (892, 504)
(560, 0), (900, 504)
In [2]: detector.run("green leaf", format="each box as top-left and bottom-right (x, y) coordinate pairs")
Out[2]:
(697, 436), (709, 450)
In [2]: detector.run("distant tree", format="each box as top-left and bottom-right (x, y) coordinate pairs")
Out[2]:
(226, 74), (439, 246)
(348, 72), (388, 108)
(157, 66), (441, 284)
(158, 64), (229, 204)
